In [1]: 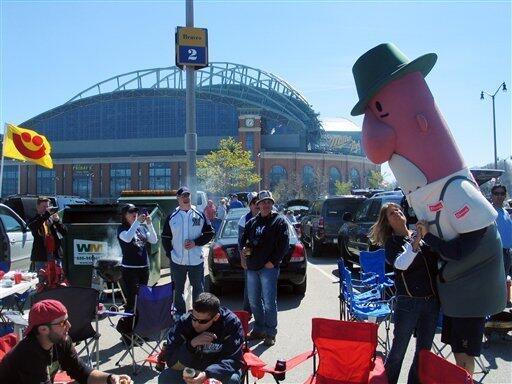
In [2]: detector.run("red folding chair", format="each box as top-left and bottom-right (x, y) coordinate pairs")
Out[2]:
(265, 318), (388, 384)
(418, 350), (472, 384)
(0, 333), (17, 361)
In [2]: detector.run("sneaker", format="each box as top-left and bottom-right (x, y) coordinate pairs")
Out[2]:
(263, 336), (276, 346)
(247, 331), (266, 340)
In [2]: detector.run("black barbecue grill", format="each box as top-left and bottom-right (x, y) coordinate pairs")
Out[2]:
(94, 258), (123, 283)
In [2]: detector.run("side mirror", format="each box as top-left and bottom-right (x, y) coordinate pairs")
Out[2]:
(342, 212), (353, 221)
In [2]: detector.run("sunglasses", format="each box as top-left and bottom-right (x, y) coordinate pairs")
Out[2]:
(493, 192), (506, 196)
(48, 318), (69, 327)
(190, 314), (213, 324)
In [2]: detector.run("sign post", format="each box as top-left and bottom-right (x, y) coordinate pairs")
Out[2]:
(175, 0), (209, 201)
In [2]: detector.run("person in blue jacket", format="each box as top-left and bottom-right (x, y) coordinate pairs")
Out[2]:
(158, 293), (244, 384)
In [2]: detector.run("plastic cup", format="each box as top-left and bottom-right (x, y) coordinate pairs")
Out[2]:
(14, 272), (22, 284)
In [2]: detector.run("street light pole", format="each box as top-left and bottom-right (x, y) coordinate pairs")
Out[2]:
(185, 0), (197, 201)
(481, 82), (507, 169)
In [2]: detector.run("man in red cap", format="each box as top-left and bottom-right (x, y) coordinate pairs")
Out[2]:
(0, 299), (132, 384)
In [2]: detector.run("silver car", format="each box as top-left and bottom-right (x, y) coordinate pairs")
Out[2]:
(0, 203), (34, 272)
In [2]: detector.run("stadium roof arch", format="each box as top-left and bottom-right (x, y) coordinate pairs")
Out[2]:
(55, 62), (322, 140)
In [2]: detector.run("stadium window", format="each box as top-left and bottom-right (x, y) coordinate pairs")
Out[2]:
(329, 167), (342, 195)
(1, 166), (18, 197)
(37, 168), (56, 195)
(302, 165), (315, 188)
(269, 165), (287, 190)
(110, 163), (131, 198)
(149, 162), (171, 190)
(350, 168), (361, 189)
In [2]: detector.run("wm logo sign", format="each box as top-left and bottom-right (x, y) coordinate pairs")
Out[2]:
(76, 243), (104, 253)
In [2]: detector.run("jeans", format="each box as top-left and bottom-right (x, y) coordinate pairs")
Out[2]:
(157, 344), (242, 384)
(246, 267), (279, 337)
(385, 295), (439, 384)
(503, 248), (511, 277)
(121, 267), (149, 313)
(170, 260), (204, 315)
(243, 270), (252, 314)
(158, 369), (241, 384)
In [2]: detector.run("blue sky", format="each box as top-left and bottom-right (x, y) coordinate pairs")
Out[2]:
(1, 0), (510, 178)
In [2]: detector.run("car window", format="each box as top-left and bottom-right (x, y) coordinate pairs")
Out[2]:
(367, 199), (383, 222)
(324, 199), (363, 217)
(197, 194), (203, 206)
(354, 200), (372, 221)
(0, 207), (23, 232)
(220, 219), (240, 238)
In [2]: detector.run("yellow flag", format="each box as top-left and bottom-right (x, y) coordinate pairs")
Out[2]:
(3, 123), (53, 169)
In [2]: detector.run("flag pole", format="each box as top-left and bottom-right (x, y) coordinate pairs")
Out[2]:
(0, 123), (7, 197)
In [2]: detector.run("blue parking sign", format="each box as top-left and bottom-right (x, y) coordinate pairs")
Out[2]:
(178, 45), (207, 66)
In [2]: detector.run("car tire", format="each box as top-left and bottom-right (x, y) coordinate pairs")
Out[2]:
(293, 276), (307, 295)
(206, 275), (222, 296)
(311, 237), (321, 258)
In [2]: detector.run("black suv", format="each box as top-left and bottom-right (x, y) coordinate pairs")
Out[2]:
(338, 191), (405, 266)
(301, 196), (366, 257)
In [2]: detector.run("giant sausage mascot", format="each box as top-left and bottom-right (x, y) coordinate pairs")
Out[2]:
(350, 43), (506, 319)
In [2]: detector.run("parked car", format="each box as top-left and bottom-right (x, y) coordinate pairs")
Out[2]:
(207, 208), (307, 295)
(300, 196), (366, 257)
(284, 199), (310, 221)
(0, 203), (34, 272)
(337, 191), (406, 266)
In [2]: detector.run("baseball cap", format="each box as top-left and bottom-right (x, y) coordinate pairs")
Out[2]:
(257, 190), (275, 205)
(177, 186), (190, 196)
(121, 203), (139, 215)
(247, 192), (258, 204)
(26, 299), (68, 335)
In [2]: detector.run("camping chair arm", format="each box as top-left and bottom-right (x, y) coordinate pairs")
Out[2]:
(264, 350), (317, 376)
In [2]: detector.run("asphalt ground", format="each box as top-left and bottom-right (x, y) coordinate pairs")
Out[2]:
(85, 246), (512, 383)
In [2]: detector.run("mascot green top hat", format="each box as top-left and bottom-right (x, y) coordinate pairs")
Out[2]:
(351, 42), (437, 116)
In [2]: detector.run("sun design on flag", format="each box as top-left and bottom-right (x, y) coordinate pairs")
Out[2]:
(12, 131), (47, 159)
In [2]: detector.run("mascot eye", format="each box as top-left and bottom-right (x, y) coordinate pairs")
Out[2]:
(375, 101), (383, 112)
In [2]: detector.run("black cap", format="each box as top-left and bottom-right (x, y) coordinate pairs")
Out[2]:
(177, 186), (190, 196)
(121, 203), (139, 214)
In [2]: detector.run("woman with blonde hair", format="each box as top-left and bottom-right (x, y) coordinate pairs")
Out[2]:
(368, 202), (439, 384)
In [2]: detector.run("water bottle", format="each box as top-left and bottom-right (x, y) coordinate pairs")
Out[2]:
(274, 358), (286, 381)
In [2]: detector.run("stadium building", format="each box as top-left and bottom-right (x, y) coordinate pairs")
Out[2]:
(2, 62), (378, 200)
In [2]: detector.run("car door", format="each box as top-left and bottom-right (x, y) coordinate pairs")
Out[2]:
(345, 199), (372, 256)
(0, 205), (33, 271)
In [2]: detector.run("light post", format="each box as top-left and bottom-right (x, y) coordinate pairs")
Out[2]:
(480, 82), (507, 169)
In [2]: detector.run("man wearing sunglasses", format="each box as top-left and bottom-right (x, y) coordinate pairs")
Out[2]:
(158, 293), (244, 384)
(0, 299), (132, 384)
(491, 185), (512, 281)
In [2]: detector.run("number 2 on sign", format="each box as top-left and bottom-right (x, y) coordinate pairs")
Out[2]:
(188, 49), (197, 60)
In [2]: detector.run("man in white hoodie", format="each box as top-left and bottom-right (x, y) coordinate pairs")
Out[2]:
(162, 187), (215, 317)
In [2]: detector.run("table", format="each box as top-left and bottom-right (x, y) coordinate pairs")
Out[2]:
(0, 278), (38, 300)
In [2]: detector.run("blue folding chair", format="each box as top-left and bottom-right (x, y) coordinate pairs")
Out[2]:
(337, 258), (381, 320)
(342, 266), (393, 354)
(360, 249), (395, 298)
(115, 281), (174, 373)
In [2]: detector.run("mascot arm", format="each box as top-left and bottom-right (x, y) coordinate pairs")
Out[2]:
(423, 228), (486, 261)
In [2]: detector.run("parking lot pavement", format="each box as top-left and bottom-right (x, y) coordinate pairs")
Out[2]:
(91, 246), (511, 383)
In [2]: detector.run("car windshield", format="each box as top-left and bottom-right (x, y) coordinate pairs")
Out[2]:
(220, 219), (240, 238)
(325, 199), (362, 217)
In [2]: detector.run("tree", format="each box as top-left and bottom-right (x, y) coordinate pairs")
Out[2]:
(335, 181), (352, 195)
(197, 137), (260, 195)
(367, 170), (384, 189)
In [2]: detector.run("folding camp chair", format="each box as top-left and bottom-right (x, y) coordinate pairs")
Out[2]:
(359, 249), (395, 299)
(342, 267), (392, 354)
(32, 286), (100, 369)
(265, 318), (388, 384)
(116, 281), (174, 374)
(337, 258), (381, 321)
(419, 349), (472, 384)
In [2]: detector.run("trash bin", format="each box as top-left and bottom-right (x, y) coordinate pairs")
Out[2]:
(62, 203), (163, 288)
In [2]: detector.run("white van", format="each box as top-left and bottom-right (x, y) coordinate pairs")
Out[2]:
(0, 204), (34, 272)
